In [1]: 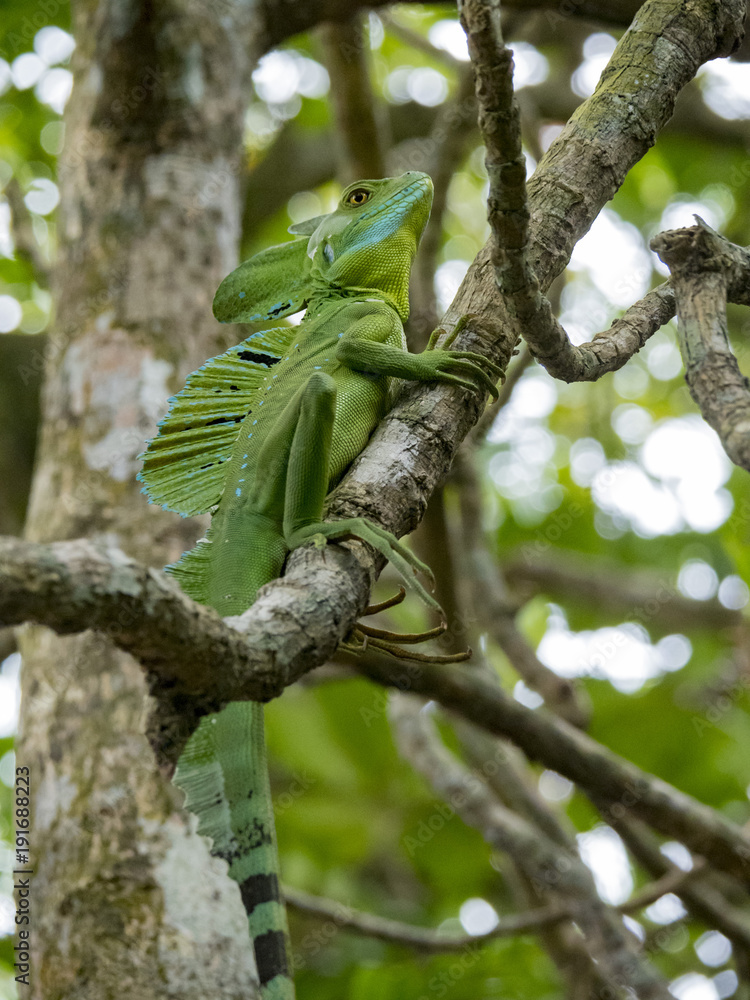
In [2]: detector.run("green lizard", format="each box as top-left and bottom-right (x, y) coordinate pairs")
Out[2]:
(139, 171), (502, 999)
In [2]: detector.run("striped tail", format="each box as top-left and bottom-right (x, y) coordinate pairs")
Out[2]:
(174, 701), (295, 999)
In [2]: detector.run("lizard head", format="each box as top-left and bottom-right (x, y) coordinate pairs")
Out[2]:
(292, 172), (434, 320)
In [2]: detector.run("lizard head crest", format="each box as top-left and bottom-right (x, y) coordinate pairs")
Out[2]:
(213, 173), (433, 326)
(293, 172), (434, 319)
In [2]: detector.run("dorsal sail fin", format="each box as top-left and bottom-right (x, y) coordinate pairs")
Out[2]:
(138, 326), (295, 516)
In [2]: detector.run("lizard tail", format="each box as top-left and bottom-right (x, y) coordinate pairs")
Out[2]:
(174, 701), (295, 999)
(169, 527), (295, 998)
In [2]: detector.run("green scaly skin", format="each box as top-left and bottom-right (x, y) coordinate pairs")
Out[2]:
(139, 172), (502, 998)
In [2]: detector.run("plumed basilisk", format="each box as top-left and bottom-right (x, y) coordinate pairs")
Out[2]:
(139, 172), (502, 998)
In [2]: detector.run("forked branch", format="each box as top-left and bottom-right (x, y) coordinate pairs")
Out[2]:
(652, 220), (750, 472)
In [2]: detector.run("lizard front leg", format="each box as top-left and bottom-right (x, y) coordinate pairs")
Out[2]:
(335, 309), (504, 398)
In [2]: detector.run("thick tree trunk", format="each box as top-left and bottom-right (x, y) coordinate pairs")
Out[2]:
(18, 2), (263, 996)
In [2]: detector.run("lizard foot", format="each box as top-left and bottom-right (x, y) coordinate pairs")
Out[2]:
(424, 316), (506, 398)
(349, 589), (472, 663)
(342, 620), (472, 663)
(421, 349), (506, 399)
(286, 517), (439, 611)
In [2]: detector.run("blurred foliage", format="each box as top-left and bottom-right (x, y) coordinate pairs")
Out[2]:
(1, 3), (749, 999)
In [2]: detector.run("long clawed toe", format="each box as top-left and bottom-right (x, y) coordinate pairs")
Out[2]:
(353, 597), (473, 664)
(363, 587), (406, 616)
(424, 322), (506, 400)
(356, 620), (448, 644)
(345, 623), (472, 664)
(447, 353), (506, 395)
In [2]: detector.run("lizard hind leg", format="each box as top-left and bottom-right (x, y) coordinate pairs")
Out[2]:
(287, 515), (440, 613)
(278, 373), (440, 612)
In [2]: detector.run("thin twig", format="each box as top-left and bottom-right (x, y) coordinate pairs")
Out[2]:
(606, 811), (750, 952)
(5, 179), (50, 286)
(454, 709), (624, 991)
(353, 649), (750, 888)
(470, 342), (534, 442)
(379, 11), (465, 71)
(462, 0), (684, 384)
(505, 552), (743, 632)
(409, 66), (478, 349)
(461, 0), (533, 297)
(456, 723), (573, 848)
(453, 451), (590, 726)
(620, 859), (707, 914)
(455, 722), (614, 995)
(283, 883), (567, 952)
(281, 855), (713, 954)
(440, 0), (744, 384)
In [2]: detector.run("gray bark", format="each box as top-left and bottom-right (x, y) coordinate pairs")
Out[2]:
(18, 1), (265, 995)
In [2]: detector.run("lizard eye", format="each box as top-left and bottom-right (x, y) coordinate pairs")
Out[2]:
(347, 189), (370, 206)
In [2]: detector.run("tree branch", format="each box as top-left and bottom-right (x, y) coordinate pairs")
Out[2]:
(318, 14), (386, 182)
(460, 0), (746, 383)
(5, 535), (750, 891)
(505, 551), (744, 633)
(5, 179), (51, 287)
(453, 451), (590, 726)
(651, 220), (750, 472)
(256, 0), (750, 59)
(461, 0), (532, 300)
(523, 0), (744, 290)
(354, 650), (750, 888)
(0, 535), (359, 766)
(452, 719), (617, 994)
(469, 342), (533, 441)
(621, 859), (707, 913)
(408, 66), (478, 349)
(3, 0), (746, 915)
(512, 283), (679, 383)
(606, 812), (750, 952)
(389, 694), (671, 1000)
(256, 0), (436, 56)
(314, 0), (744, 734)
(283, 884), (567, 953)
(440, 0), (744, 382)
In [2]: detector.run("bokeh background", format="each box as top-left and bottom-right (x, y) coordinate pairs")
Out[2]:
(1, 3), (749, 998)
